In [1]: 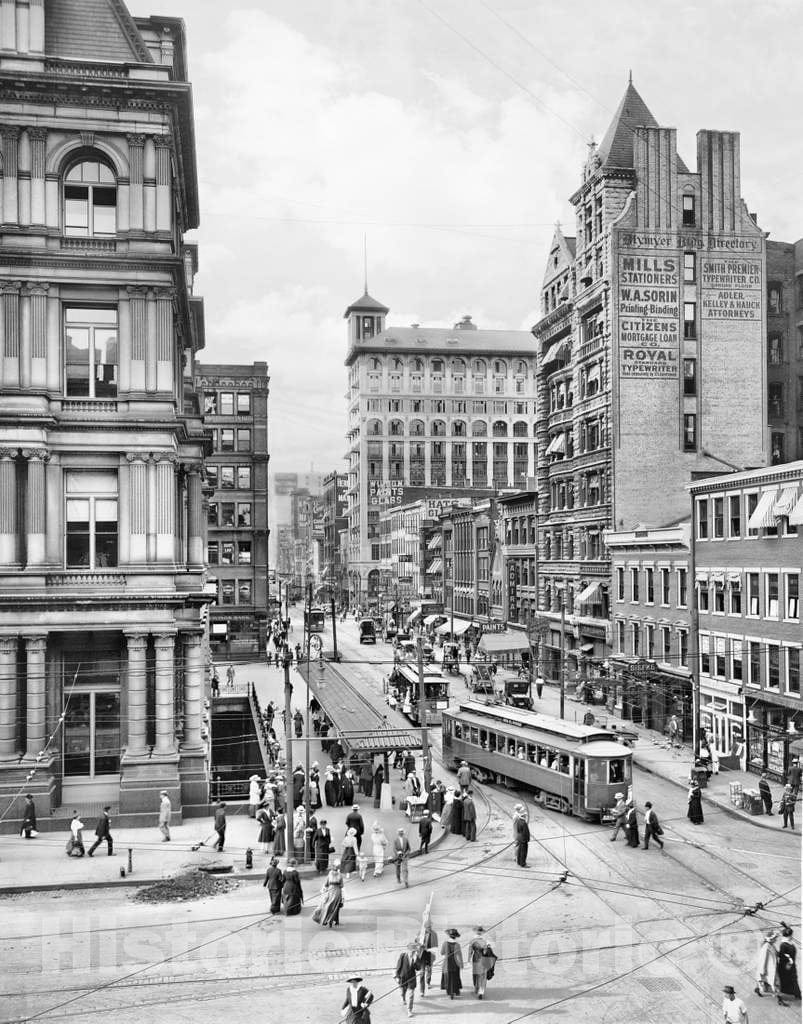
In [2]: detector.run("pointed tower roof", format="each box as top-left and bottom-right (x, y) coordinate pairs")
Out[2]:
(343, 292), (389, 319)
(45, 0), (153, 64)
(597, 81), (658, 169)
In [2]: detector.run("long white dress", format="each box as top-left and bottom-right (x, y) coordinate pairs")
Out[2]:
(756, 934), (779, 994)
(371, 829), (387, 875)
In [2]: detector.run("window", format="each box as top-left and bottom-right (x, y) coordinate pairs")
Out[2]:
(207, 541), (219, 564)
(769, 334), (783, 365)
(660, 568), (670, 605)
(729, 495), (741, 537)
(683, 251), (696, 283)
(731, 641), (743, 682)
(699, 634), (710, 675)
(714, 636), (726, 678)
(696, 498), (709, 539)
(64, 307), (118, 398)
(714, 582), (725, 613)
(237, 429), (251, 452)
(616, 620), (625, 653)
(747, 572), (760, 616)
(631, 568), (639, 602)
(204, 392), (218, 414)
(749, 641), (761, 687)
(788, 648), (801, 695)
(679, 629), (688, 667)
(65, 471), (118, 569)
(237, 503), (252, 527)
(236, 392), (251, 415)
(786, 574), (800, 620)
(220, 503), (235, 527)
(768, 644), (781, 690)
(218, 393), (233, 415)
(683, 414), (697, 452)
(207, 501), (218, 527)
(677, 568), (688, 607)
(712, 497), (724, 539)
(221, 580), (235, 605)
(367, 373), (380, 394)
(746, 492), (759, 537)
(661, 626), (671, 662)
(767, 573), (780, 618)
(698, 581), (709, 612)
(729, 580), (742, 615)
(769, 382), (784, 419)
(646, 568), (654, 604)
(220, 466), (234, 489)
(616, 567), (624, 601)
(771, 432), (785, 466)
(64, 160), (116, 237)
(632, 623), (640, 657)
(683, 302), (696, 339)
(206, 465), (218, 489)
(682, 194), (696, 226)
(237, 466), (251, 489)
(768, 284), (782, 314)
(238, 541), (252, 565)
(683, 358), (697, 396)
(220, 428), (234, 452)
(221, 541), (234, 565)
(646, 625), (655, 659)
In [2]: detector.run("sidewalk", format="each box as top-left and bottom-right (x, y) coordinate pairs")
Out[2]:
(0, 757), (444, 894)
(530, 681), (796, 833)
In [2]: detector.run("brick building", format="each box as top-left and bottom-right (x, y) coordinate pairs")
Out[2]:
(321, 470), (347, 604)
(766, 240), (803, 465)
(498, 490), (538, 627)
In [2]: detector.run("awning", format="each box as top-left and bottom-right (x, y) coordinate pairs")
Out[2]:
(575, 581), (601, 606)
(587, 364), (601, 386)
(790, 494), (803, 527)
(542, 339), (570, 366)
(437, 618), (473, 636)
(427, 535), (442, 551)
(695, 569), (709, 584)
(580, 643), (595, 654)
(423, 613), (442, 626)
(426, 559), (443, 574)
(774, 486), (799, 519)
(727, 571), (742, 589)
(407, 609), (422, 626)
(710, 570), (725, 586)
(747, 489), (778, 530)
(478, 631), (531, 654)
(546, 433), (565, 456)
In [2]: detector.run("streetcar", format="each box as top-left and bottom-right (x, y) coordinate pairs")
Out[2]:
(389, 663), (450, 726)
(305, 606), (326, 633)
(442, 701), (632, 821)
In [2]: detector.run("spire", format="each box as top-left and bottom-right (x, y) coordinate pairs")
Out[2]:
(597, 79), (658, 169)
(363, 234), (368, 294)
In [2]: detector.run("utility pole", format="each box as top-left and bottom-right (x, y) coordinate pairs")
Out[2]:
(331, 596), (338, 661)
(282, 650), (294, 858)
(559, 596), (566, 720)
(416, 637), (432, 792)
(526, 605), (533, 704)
(304, 582), (312, 855)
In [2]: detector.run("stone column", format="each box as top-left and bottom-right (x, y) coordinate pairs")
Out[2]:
(182, 632), (203, 749)
(124, 632), (148, 756)
(1, 128), (20, 225)
(154, 288), (173, 392)
(0, 637), (18, 760)
(28, 127), (47, 225)
(154, 134), (172, 232)
(117, 455), (130, 566)
(187, 466), (203, 568)
(145, 289), (157, 393)
(22, 448), (48, 567)
(117, 289), (131, 395)
(1, 281), (21, 388)
(24, 634), (46, 759)
(153, 632), (176, 756)
(127, 133), (145, 232)
(28, 283), (48, 388)
(44, 453), (60, 566)
(0, 449), (18, 565)
(127, 454), (148, 563)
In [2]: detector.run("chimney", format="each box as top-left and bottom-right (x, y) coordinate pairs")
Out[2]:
(454, 314), (477, 331)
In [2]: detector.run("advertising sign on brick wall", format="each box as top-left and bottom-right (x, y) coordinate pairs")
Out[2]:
(617, 253), (680, 378)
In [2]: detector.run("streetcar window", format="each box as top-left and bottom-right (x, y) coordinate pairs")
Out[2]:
(538, 747), (548, 767)
(454, 724), (462, 739)
(508, 741), (516, 756)
(489, 732), (498, 752)
(587, 760), (606, 783)
(480, 729), (487, 749)
(527, 744), (536, 763)
(609, 759), (625, 784)
(470, 727), (479, 745)
(549, 752), (559, 771)
(559, 756), (570, 775)
(517, 745), (526, 760)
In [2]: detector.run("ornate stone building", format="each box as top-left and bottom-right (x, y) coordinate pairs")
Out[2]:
(0, 1), (209, 827)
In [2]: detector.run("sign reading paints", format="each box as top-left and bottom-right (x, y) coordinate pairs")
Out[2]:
(617, 254), (679, 378)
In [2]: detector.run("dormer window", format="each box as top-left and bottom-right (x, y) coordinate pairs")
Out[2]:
(64, 160), (117, 237)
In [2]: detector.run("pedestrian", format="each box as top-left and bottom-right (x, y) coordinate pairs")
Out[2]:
(21, 794), (37, 839)
(642, 801), (664, 850)
(788, 758), (802, 800)
(293, 709), (303, 739)
(66, 811), (85, 857)
(394, 827), (411, 887)
(158, 789), (172, 842)
(610, 792), (628, 841)
(395, 941), (421, 1017)
(312, 860), (344, 928)
(404, 768), (422, 809)
(403, 750), (416, 779)
(256, 803), (274, 854)
(721, 985), (749, 1023)
(440, 787), (454, 832)
(667, 714), (679, 748)
(371, 821), (388, 876)
(418, 912), (438, 994)
(359, 760), (373, 797)
(754, 928), (780, 999)
(211, 671), (220, 697)
(273, 809), (287, 858)
(212, 800), (226, 851)
(373, 761), (385, 801)
(312, 819), (332, 874)
(281, 858), (304, 916)
(468, 925), (497, 1000)
(535, 672), (544, 699)
(341, 976), (373, 1023)
(295, 642), (301, 662)
(87, 805), (113, 857)
(513, 804), (530, 867)
(324, 765), (337, 806)
(624, 801), (640, 847)
(758, 772), (773, 815)
(462, 790), (477, 841)
(226, 663), (235, 688)
(779, 785), (796, 829)
(777, 923), (800, 1001)
(248, 775), (261, 818)
(293, 763), (306, 808)
(428, 780), (445, 818)
(341, 827), (359, 879)
(342, 767), (355, 806)
(450, 791), (464, 836)
(345, 804), (365, 851)
(263, 856), (284, 914)
(357, 848), (369, 881)
(440, 928), (463, 999)
(457, 760), (471, 792)
(418, 810), (432, 854)
(687, 781), (704, 824)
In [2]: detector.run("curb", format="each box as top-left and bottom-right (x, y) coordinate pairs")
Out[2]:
(634, 758), (789, 833)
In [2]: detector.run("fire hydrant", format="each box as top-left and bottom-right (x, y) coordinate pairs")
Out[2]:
(245, 847), (253, 869)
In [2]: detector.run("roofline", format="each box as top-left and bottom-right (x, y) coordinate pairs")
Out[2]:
(687, 460), (803, 493)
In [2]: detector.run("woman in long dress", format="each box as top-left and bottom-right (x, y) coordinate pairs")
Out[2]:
(273, 810), (287, 857)
(360, 760), (373, 797)
(370, 822), (388, 877)
(440, 788), (454, 832)
(312, 861), (344, 928)
(256, 805), (274, 854)
(687, 783), (704, 824)
(440, 928), (463, 999)
(340, 827), (358, 879)
(248, 775), (261, 818)
(778, 924), (801, 1002)
(263, 856), (283, 914)
(281, 859), (304, 916)
(468, 926), (496, 1000)
(450, 792), (464, 835)
(755, 929), (780, 998)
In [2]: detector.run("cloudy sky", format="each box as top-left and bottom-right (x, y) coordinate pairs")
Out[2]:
(131, 0), (802, 475)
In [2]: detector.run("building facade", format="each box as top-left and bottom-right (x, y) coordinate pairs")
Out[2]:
(344, 293), (536, 603)
(498, 490), (538, 628)
(0, 2), (210, 825)
(766, 240), (803, 465)
(321, 470), (347, 604)
(195, 362), (269, 655)
(690, 463), (803, 780)
(532, 80), (770, 678)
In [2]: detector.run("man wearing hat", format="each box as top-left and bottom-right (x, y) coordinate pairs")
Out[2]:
(341, 975), (373, 1023)
(394, 827), (412, 887)
(512, 804), (530, 868)
(418, 809), (433, 854)
(345, 804), (365, 851)
(395, 941), (422, 1017)
(610, 792), (628, 841)
(158, 790), (172, 842)
(457, 761), (471, 793)
(721, 985), (748, 1023)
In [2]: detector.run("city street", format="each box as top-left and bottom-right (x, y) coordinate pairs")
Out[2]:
(1, 614), (798, 1024)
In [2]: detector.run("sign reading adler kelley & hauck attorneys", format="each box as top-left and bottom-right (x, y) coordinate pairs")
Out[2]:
(700, 254), (762, 321)
(617, 253), (679, 379)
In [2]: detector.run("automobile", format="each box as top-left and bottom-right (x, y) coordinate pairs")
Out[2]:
(358, 618), (377, 644)
(467, 660), (496, 695)
(395, 629), (411, 643)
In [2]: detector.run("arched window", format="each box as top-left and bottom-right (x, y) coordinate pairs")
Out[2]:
(367, 419), (383, 436)
(391, 356), (404, 370)
(492, 420), (508, 437)
(411, 357), (424, 372)
(493, 359), (507, 375)
(515, 360), (527, 376)
(513, 420), (528, 437)
(472, 358), (486, 374)
(368, 356), (382, 371)
(410, 419), (425, 436)
(64, 159), (117, 237)
(432, 420), (446, 436)
(451, 357), (466, 374)
(452, 420), (466, 437)
(471, 420), (487, 437)
(389, 419), (404, 436)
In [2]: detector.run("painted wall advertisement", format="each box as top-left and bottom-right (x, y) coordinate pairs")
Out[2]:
(368, 481), (405, 507)
(700, 256), (762, 320)
(617, 253), (679, 378)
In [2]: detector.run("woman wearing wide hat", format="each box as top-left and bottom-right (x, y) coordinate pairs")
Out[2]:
(468, 925), (497, 999)
(777, 923), (800, 1002)
(440, 928), (464, 999)
(341, 975), (373, 1023)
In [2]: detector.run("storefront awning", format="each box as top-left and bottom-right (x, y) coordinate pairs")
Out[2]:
(575, 581), (601, 606)
(437, 618), (473, 636)
(727, 571), (742, 589)
(545, 433), (565, 456)
(774, 486), (799, 519)
(747, 489), (778, 530)
(426, 559), (443, 575)
(478, 631), (531, 655)
(427, 535), (442, 551)
(407, 609), (422, 626)
(695, 569), (709, 584)
(790, 494), (803, 527)
(423, 614), (442, 626)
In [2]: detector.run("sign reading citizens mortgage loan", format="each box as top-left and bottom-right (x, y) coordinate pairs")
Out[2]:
(617, 254), (679, 378)
(700, 256), (762, 320)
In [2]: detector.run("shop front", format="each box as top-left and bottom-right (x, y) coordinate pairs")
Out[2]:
(746, 701), (803, 782)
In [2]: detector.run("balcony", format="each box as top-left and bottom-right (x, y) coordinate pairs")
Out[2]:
(577, 336), (605, 362)
(60, 398), (119, 415)
(45, 571), (126, 588)
(548, 404), (574, 429)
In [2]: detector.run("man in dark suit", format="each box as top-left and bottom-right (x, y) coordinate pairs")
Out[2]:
(345, 804), (365, 851)
(312, 820), (332, 874)
(395, 942), (422, 1017)
(88, 805), (113, 856)
(462, 790), (477, 841)
(213, 801), (226, 851)
(513, 804), (530, 867)
(758, 772), (773, 815)
(341, 975), (373, 1023)
(642, 801), (664, 850)
(418, 809), (433, 854)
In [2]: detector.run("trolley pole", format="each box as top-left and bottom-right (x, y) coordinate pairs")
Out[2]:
(304, 583), (312, 856)
(282, 651), (294, 858)
(559, 597), (566, 720)
(416, 638), (432, 792)
(331, 596), (338, 661)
